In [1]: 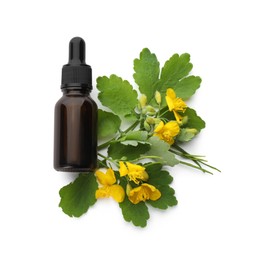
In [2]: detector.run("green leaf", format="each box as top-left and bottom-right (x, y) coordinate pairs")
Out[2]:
(144, 163), (177, 210)
(146, 136), (179, 167)
(120, 130), (149, 146)
(145, 163), (173, 186)
(119, 177), (150, 227)
(133, 48), (160, 102)
(108, 142), (151, 161)
(184, 107), (206, 132)
(124, 113), (139, 121)
(120, 140), (139, 146)
(148, 185), (178, 210)
(59, 173), (98, 217)
(98, 109), (121, 138)
(173, 76), (202, 100)
(148, 53), (194, 107)
(119, 195), (149, 227)
(97, 75), (138, 116)
(159, 53), (193, 92)
(123, 130), (148, 141)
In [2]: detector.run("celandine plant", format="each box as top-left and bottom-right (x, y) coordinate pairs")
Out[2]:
(59, 48), (220, 227)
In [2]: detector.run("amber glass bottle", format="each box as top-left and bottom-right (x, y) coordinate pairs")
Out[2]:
(54, 37), (97, 172)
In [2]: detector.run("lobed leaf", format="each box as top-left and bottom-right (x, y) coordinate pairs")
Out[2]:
(120, 130), (149, 146)
(145, 163), (177, 210)
(97, 75), (138, 116)
(119, 197), (150, 228)
(146, 136), (179, 166)
(146, 163), (173, 186)
(133, 48), (160, 102)
(119, 178), (150, 227)
(184, 107), (206, 132)
(98, 109), (121, 138)
(59, 173), (98, 217)
(159, 53), (193, 93)
(173, 76), (202, 100)
(148, 185), (177, 210)
(108, 142), (151, 161)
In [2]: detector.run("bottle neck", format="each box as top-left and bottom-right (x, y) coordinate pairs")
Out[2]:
(62, 87), (91, 95)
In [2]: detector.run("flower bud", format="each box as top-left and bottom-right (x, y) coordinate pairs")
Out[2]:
(155, 91), (162, 104)
(181, 116), (188, 125)
(126, 183), (132, 196)
(139, 94), (147, 109)
(154, 118), (161, 125)
(146, 117), (155, 124)
(144, 121), (151, 131)
(146, 105), (156, 115)
(185, 128), (198, 135)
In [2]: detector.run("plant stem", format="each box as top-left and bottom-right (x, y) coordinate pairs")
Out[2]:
(97, 120), (140, 151)
(159, 109), (170, 118)
(98, 152), (119, 167)
(172, 143), (220, 174)
(128, 155), (163, 163)
(170, 145), (204, 169)
(122, 120), (140, 134)
(98, 159), (108, 168)
(179, 160), (214, 174)
(196, 161), (221, 172)
(170, 148), (207, 162)
(97, 137), (116, 151)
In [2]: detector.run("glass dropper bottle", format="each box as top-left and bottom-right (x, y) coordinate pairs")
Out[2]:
(54, 37), (97, 172)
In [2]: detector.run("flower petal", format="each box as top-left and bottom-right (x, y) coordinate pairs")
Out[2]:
(95, 168), (116, 185)
(154, 121), (164, 133)
(142, 184), (161, 201)
(128, 186), (142, 204)
(166, 88), (176, 111)
(173, 111), (182, 123)
(165, 96), (173, 111)
(126, 162), (145, 173)
(95, 170), (107, 185)
(153, 120), (180, 145)
(166, 88), (176, 99)
(126, 162), (148, 184)
(110, 185), (125, 203)
(95, 186), (110, 199)
(128, 183), (161, 204)
(105, 168), (116, 185)
(119, 161), (128, 177)
(164, 121), (180, 137)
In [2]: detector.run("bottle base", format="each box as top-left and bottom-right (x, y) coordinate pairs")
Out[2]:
(54, 165), (96, 173)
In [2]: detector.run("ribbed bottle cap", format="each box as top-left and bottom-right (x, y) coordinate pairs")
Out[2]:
(61, 37), (92, 90)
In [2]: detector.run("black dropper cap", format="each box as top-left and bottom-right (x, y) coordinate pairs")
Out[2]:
(61, 37), (92, 90)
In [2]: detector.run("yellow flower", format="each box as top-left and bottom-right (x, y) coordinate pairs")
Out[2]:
(154, 121), (180, 145)
(166, 88), (187, 123)
(119, 162), (149, 184)
(95, 168), (125, 203)
(128, 183), (161, 204)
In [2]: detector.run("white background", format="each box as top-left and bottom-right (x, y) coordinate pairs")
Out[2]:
(0, 0), (257, 259)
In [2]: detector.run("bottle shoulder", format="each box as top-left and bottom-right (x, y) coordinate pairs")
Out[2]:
(55, 94), (97, 109)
